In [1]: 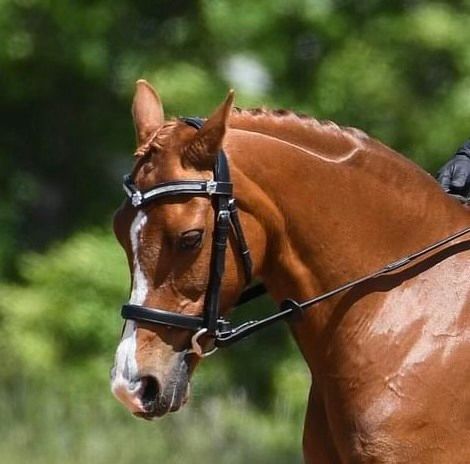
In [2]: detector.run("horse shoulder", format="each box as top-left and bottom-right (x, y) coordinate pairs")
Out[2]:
(319, 248), (470, 462)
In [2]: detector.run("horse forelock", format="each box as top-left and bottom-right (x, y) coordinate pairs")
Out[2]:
(134, 121), (179, 157)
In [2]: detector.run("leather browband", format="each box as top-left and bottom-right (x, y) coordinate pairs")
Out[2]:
(123, 175), (233, 207)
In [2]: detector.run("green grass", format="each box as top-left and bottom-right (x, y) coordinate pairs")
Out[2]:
(0, 372), (306, 464)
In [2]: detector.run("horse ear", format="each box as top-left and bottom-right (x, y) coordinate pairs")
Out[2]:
(184, 90), (234, 169)
(132, 80), (164, 145)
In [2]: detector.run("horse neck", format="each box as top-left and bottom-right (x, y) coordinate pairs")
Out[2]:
(226, 117), (468, 303)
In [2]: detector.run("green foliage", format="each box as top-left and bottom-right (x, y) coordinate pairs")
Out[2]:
(2, 0), (470, 273)
(0, 231), (125, 377)
(0, 231), (309, 462)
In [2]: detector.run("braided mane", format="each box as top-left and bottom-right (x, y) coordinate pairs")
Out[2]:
(135, 107), (374, 161)
(229, 107), (372, 160)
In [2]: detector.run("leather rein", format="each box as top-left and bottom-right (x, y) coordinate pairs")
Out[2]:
(121, 117), (470, 357)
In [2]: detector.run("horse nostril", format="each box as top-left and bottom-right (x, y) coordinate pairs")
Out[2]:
(140, 376), (160, 410)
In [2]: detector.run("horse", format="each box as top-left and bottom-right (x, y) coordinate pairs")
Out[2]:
(110, 80), (470, 463)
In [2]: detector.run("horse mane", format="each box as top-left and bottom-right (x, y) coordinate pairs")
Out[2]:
(227, 107), (380, 161)
(233, 107), (369, 138)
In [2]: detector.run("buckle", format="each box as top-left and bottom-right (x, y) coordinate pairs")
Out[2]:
(131, 191), (143, 207)
(217, 209), (230, 222)
(217, 318), (232, 333)
(206, 180), (217, 195)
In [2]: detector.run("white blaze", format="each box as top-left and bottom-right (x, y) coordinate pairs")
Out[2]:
(111, 211), (149, 409)
(129, 210), (149, 306)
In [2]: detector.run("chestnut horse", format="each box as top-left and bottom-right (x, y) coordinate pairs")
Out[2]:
(111, 80), (470, 463)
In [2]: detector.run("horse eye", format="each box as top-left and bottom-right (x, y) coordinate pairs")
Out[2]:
(179, 229), (203, 250)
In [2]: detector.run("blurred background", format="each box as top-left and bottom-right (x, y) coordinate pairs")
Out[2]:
(1, 1), (469, 462)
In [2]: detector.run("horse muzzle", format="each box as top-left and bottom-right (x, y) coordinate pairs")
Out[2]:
(111, 354), (191, 418)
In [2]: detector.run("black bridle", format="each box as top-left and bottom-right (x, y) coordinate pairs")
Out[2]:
(121, 117), (267, 355)
(121, 117), (470, 357)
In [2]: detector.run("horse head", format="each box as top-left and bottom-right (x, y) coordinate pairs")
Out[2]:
(110, 81), (250, 419)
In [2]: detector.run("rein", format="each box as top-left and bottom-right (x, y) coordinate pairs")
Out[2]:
(121, 117), (470, 357)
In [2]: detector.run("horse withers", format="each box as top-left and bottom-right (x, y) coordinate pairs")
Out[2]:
(110, 80), (470, 463)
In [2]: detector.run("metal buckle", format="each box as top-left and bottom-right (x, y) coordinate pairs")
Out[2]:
(217, 209), (230, 222)
(187, 328), (218, 358)
(206, 180), (217, 195)
(131, 191), (143, 207)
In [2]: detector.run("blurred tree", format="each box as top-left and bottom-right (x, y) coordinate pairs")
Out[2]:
(2, 0), (470, 277)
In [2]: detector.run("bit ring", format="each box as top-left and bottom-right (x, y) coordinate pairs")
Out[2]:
(187, 328), (218, 358)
